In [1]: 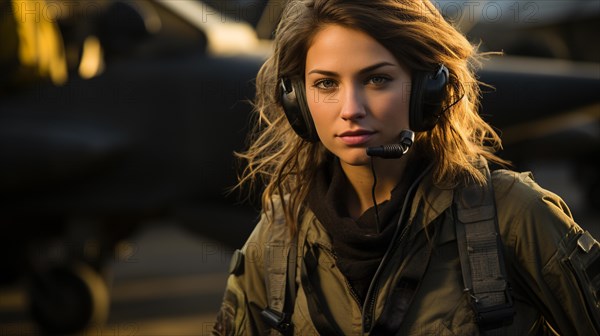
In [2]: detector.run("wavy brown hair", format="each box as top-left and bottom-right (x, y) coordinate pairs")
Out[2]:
(235, 0), (507, 232)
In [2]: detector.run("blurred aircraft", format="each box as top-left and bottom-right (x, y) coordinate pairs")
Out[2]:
(458, 0), (600, 206)
(1, 0), (266, 333)
(0, 0), (598, 334)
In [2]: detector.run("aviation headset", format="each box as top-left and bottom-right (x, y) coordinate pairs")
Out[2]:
(279, 64), (450, 142)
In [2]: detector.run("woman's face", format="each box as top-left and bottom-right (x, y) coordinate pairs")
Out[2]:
(305, 25), (412, 167)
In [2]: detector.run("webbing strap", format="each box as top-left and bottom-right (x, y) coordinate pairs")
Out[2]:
(265, 240), (289, 312)
(300, 246), (345, 336)
(262, 213), (293, 335)
(454, 162), (514, 333)
(286, 239), (297, 316)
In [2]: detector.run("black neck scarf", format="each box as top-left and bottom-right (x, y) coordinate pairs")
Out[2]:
(307, 157), (423, 305)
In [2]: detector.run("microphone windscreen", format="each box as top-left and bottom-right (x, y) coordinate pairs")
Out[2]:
(367, 144), (405, 158)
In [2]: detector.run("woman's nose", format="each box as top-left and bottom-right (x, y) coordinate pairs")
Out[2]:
(339, 85), (367, 120)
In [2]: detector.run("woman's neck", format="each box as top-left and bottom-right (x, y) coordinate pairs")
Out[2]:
(340, 157), (409, 219)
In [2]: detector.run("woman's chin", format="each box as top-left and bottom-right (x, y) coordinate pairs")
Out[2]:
(336, 149), (372, 167)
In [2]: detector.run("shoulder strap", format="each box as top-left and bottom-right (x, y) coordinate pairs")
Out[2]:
(260, 211), (296, 336)
(454, 161), (515, 333)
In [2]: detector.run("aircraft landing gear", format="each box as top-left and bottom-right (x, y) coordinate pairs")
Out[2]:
(28, 263), (110, 335)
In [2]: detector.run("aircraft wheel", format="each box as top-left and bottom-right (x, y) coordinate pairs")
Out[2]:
(28, 263), (110, 335)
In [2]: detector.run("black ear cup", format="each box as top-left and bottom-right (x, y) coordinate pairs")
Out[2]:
(280, 64), (449, 141)
(409, 64), (450, 131)
(280, 79), (319, 142)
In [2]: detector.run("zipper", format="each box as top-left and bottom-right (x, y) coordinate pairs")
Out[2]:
(344, 275), (363, 308)
(362, 219), (412, 331)
(360, 164), (432, 334)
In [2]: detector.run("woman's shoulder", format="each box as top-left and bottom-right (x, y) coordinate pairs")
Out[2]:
(491, 168), (539, 197)
(246, 195), (289, 243)
(234, 196), (290, 276)
(491, 168), (572, 214)
(490, 168), (582, 263)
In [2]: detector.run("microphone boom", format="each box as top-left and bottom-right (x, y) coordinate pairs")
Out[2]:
(366, 130), (415, 159)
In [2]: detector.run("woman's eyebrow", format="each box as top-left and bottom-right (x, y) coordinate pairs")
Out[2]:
(307, 62), (396, 76)
(357, 62), (396, 74)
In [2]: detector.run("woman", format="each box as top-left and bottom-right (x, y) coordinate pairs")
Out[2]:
(213, 0), (600, 335)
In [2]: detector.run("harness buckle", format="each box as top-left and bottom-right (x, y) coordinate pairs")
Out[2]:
(261, 308), (291, 333)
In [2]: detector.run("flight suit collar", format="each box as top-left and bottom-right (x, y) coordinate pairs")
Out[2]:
(407, 174), (454, 237)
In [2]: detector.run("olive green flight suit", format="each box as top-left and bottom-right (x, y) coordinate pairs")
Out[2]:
(214, 169), (600, 335)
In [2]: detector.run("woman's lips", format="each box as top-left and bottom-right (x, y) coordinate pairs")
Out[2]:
(337, 131), (375, 145)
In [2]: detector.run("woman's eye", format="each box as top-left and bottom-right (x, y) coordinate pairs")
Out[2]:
(367, 76), (390, 86)
(314, 79), (337, 90)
